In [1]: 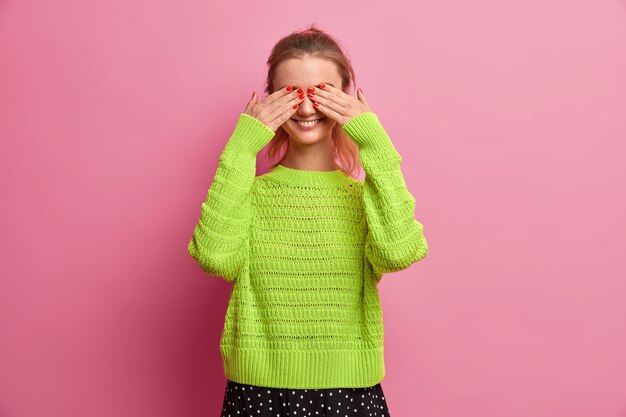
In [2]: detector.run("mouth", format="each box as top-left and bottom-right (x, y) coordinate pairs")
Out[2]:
(291, 117), (325, 130)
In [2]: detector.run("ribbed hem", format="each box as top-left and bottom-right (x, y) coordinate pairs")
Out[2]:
(221, 345), (385, 389)
(265, 164), (355, 187)
(222, 113), (276, 159)
(341, 112), (402, 166)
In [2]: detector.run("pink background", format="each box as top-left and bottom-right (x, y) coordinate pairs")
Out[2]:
(1, 0), (625, 416)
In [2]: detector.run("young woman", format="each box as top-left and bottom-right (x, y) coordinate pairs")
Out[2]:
(188, 25), (428, 417)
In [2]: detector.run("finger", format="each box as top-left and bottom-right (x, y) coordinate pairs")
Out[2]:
(256, 87), (300, 121)
(244, 91), (257, 113)
(310, 84), (351, 114)
(268, 93), (303, 128)
(357, 88), (369, 106)
(310, 92), (347, 117)
(267, 87), (302, 116)
(312, 100), (343, 124)
(266, 87), (303, 114)
(265, 85), (299, 106)
(315, 82), (350, 100)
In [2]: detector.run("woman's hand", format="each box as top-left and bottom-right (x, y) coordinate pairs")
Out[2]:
(307, 83), (372, 126)
(244, 87), (305, 132)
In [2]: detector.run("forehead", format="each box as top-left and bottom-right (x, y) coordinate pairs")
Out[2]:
(273, 56), (341, 87)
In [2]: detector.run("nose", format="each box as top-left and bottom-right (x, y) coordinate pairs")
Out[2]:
(296, 95), (318, 116)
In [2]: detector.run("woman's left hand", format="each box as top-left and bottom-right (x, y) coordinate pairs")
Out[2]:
(308, 83), (372, 126)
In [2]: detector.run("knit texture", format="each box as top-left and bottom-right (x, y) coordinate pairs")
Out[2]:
(188, 112), (428, 389)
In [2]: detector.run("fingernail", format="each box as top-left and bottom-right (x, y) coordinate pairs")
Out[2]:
(293, 104), (299, 109)
(313, 101), (320, 107)
(297, 87), (303, 94)
(286, 85), (293, 92)
(319, 82), (326, 89)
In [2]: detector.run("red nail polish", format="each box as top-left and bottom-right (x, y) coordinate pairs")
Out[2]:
(286, 85), (293, 91)
(307, 92), (314, 98)
(299, 93), (305, 99)
(319, 82), (326, 89)
(307, 86), (315, 92)
(293, 104), (299, 109)
(297, 87), (303, 94)
(313, 101), (319, 107)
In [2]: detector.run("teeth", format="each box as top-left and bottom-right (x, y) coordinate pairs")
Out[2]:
(295, 119), (321, 127)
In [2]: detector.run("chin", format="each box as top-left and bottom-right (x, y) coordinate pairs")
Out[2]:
(287, 130), (332, 145)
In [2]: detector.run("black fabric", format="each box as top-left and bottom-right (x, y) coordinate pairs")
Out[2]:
(220, 379), (391, 417)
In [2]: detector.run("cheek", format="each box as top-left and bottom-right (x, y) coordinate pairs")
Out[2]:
(322, 119), (336, 129)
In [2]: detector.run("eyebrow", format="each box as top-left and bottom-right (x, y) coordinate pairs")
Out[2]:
(278, 82), (336, 90)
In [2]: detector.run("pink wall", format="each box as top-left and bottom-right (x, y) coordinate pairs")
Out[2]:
(1, 0), (625, 416)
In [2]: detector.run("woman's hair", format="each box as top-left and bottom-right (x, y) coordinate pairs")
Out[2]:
(263, 24), (362, 179)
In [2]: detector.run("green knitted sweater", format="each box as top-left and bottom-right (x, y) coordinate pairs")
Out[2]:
(187, 112), (428, 389)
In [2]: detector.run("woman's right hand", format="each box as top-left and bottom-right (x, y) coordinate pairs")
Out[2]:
(243, 86), (305, 132)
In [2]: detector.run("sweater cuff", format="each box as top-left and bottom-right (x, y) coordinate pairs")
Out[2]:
(222, 113), (276, 160)
(341, 112), (401, 166)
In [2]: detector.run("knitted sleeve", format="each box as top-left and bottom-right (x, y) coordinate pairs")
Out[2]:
(342, 112), (429, 279)
(187, 113), (275, 281)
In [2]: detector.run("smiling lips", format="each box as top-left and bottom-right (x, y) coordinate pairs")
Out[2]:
(292, 118), (324, 130)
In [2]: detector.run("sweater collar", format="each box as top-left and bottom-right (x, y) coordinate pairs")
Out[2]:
(265, 164), (353, 187)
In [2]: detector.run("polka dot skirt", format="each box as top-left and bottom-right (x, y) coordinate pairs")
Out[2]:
(220, 379), (391, 417)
